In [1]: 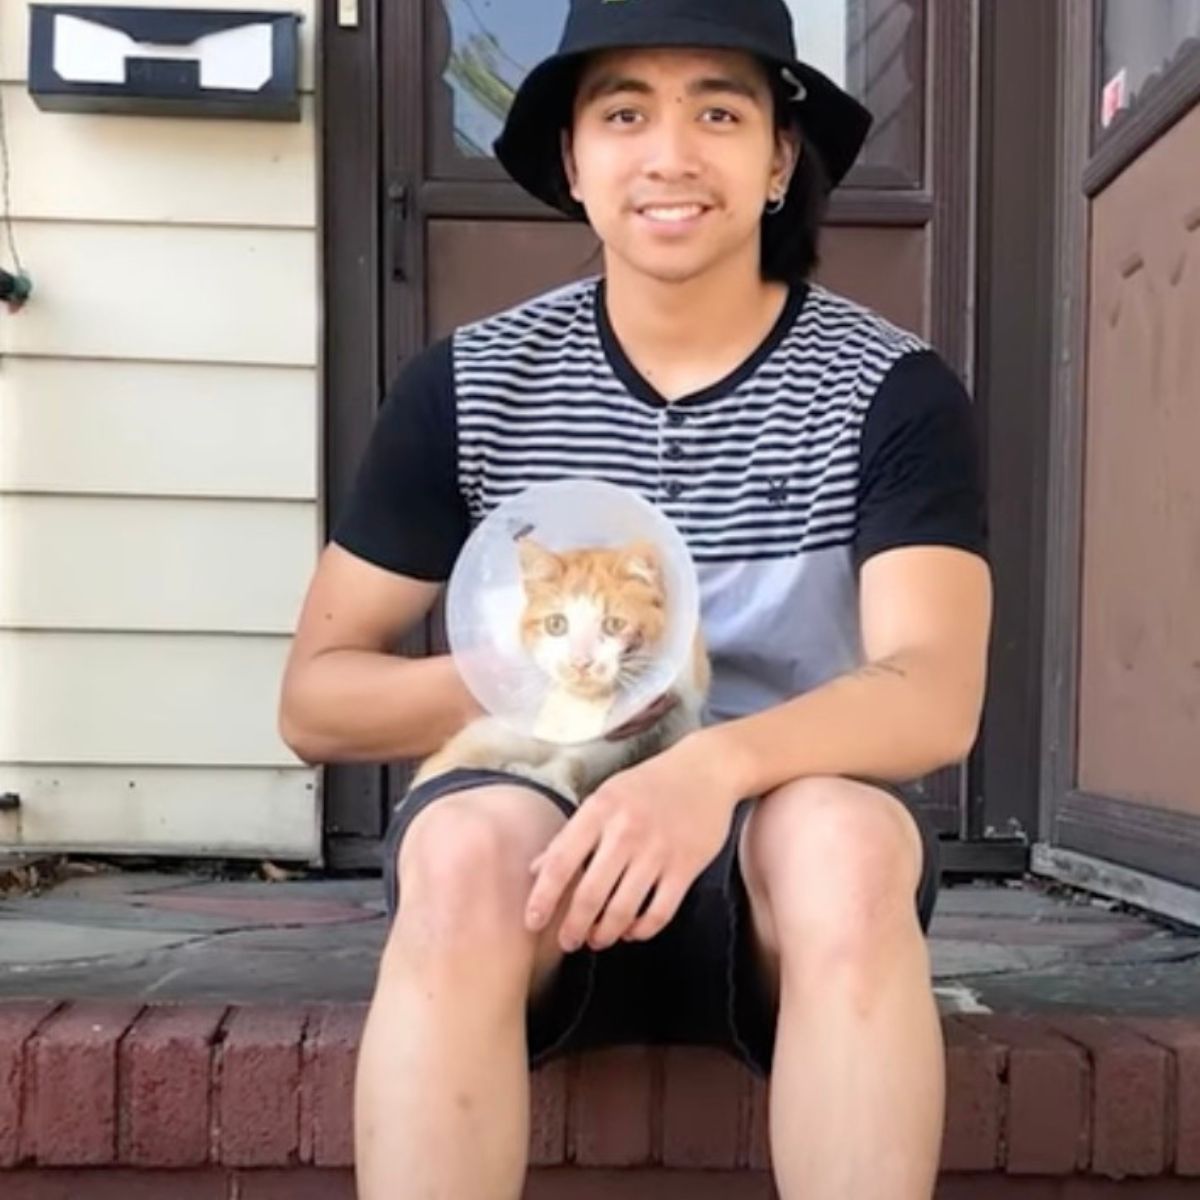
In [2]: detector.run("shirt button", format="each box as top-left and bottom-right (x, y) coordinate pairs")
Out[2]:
(664, 441), (684, 462)
(665, 480), (683, 500)
(666, 408), (686, 427)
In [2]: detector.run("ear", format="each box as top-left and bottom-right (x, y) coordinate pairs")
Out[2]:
(561, 129), (582, 203)
(517, 538), (563, 585)
(619, 541), (662, 588)
(771, 130), (800, 201)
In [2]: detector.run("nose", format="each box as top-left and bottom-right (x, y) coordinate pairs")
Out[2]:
(568, 638), (596, 669)
(643, 113), (702, 183)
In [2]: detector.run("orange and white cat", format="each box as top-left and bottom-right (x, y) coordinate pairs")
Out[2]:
(412, 537), (709, 804)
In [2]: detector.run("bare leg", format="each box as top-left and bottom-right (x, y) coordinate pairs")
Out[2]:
(740, 777), (945, 1200)
(354, 786), (570, 1200)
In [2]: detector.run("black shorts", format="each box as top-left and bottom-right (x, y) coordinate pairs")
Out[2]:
(381, 767), (941, 1078)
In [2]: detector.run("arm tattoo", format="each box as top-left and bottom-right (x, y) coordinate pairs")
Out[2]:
(857, 658), (909, 682)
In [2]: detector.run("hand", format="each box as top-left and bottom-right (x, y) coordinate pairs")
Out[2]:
(605, 691), (679, 741)
(525, 734), (739, 953)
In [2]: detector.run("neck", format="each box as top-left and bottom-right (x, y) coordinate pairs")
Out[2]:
(603, 250), (789, 372)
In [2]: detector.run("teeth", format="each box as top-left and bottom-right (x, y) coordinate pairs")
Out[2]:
(642, 205), (704, 223)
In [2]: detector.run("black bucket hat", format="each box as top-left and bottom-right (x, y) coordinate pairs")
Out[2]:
(494, 0), (873, 219)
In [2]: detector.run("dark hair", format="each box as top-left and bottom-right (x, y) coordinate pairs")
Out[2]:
(762, 80), (830, 286)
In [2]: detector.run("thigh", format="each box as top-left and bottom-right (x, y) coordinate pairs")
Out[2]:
(382, 767), (575, 921)
(380, 768), (599, 1060)
(732, 780), (942, 1075)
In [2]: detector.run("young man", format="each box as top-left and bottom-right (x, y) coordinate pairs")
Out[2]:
(279, 1), (992, 1196)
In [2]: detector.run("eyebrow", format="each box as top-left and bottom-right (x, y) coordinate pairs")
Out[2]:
(580, 73), (765, 106)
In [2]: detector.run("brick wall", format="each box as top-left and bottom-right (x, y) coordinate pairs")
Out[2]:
(2, 1001), (1199, 1193)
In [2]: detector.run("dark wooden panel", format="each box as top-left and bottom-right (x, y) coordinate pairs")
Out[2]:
(321, 0), (381, 528)
(929, 0), (975, 374)
(426, 219), (602, 339)
(815, 225), (929, 337)
(319, 0), (386, 844)
(917, 0), (977, 838)
(381, 0), (427, 376)
(973, 0), (1058, 846)
(1039, 0), (1093, 843)
(427, 220), (929, 346)
(1077, 100), (1200, 817)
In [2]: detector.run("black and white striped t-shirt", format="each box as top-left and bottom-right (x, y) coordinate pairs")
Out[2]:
(334, 279), (987, 723)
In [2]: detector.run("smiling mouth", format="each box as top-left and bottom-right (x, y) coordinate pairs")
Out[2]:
(636, 203), (711, 224)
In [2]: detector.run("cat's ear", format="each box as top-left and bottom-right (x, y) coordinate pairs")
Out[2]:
(517, 538), (563, 585)
(619, 541), (662, 588)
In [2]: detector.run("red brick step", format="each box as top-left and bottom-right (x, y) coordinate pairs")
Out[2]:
(1, 1000), (1199, 1193)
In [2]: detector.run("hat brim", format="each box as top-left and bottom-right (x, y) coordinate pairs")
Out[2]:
(494, 28), (873, 218)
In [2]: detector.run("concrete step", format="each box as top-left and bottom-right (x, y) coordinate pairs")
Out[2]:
(2, 1001), (1199, 1195)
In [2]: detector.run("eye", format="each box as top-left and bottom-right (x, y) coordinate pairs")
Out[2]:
(602, 615), (627, 637)
(702, 107), (740, 125)
(604, 107), (644, 126)
(544, 614), (568, 636)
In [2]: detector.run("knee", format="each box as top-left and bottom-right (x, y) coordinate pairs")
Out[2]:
(744, 777), (924, 958)
(388, 799), (535, 967)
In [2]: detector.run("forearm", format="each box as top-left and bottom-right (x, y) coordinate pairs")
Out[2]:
(700, 648), (984, 799)
(279, 651), (482, 765)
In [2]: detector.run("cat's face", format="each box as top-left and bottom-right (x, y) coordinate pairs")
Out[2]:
(517, 538), (667, 699)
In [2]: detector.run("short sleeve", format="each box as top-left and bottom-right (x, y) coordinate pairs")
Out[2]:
(854, 349), (988, 568)
(330, 338), (469, 581)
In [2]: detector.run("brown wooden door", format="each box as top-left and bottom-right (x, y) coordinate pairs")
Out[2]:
(1040, 2), (1200, 905)
(321, 0), (977, 864)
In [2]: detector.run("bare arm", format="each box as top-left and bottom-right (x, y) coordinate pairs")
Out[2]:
(702, 545), (994, 795)
(278, 543), (481, 765)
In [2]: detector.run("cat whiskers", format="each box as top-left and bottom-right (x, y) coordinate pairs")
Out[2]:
(616, 657), (653, 690)
(620, 649), (653, 672)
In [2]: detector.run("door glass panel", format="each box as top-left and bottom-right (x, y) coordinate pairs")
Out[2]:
(432, 0), (923, 183)
(785, 0), (922, 178)
(439, 0), (568, 158)
(1096, 0), (1200, 133)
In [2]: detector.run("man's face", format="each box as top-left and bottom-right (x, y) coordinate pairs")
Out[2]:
(565, 47), (795, 286)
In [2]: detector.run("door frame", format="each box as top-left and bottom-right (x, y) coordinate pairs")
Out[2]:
(967, 0), (1059, 858)
(318, 0), (388, 867)
(318, 0), (987, 868)
(1038, 0), (1200, 893)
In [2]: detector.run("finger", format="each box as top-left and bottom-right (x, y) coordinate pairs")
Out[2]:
(587, 853), (663, 951)
(624, 870), (690, 943)
(525, 812), (601, 933)
(556, 828), (631, 952)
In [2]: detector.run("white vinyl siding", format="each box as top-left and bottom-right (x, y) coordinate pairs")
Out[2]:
(0, 0), (321, 859)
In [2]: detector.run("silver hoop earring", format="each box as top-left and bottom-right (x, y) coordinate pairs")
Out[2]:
(765, 195), (786, 216)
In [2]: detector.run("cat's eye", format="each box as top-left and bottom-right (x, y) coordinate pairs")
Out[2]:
(544, 614), (568, 636)
(602, 616), (627, 637)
